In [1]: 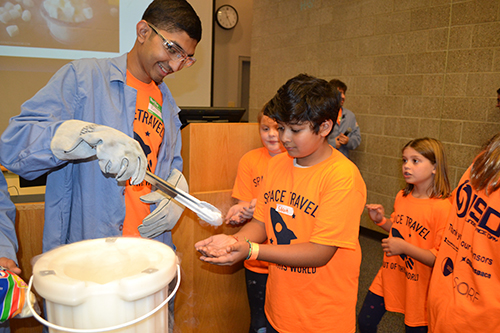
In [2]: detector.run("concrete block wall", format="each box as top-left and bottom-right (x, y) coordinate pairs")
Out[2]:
(249, 0), (500, 232)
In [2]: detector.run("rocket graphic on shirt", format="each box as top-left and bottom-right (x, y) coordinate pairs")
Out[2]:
(270, 208), (297, 245)
(134, 131), (153, 172)
(392, 228), (415, 270)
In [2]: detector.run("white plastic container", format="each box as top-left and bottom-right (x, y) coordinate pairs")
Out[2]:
(31, 237), (178, 333)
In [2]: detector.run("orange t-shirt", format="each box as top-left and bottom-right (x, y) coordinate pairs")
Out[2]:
(428, 167), (500, 332)
(123, 71), (164, 236)
(369, 191), (451, 327)
(253, 149), (366, 333)
(232, 147), (274, 273)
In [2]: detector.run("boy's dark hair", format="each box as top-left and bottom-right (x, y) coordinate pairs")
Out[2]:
(143, 0), (202, 42)
(329, 79), (347, 93)
(265, 74), (341, 134)
(497, 88), (500, 95)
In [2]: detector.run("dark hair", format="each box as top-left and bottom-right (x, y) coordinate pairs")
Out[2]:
(402, 137), (451, 199)
(497, 88), (500, 95)
(470, 133), (500, 195)
(329, 79), (347, 93)
(264, 74), (341, 134)
(142, 0), (202, 42)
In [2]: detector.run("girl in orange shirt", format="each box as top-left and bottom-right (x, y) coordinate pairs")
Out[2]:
(427, 133), (500, 332)
(359, 138), (452, 333)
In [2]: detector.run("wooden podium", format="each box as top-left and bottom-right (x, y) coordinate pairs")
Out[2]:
(172, 123), (262, 333)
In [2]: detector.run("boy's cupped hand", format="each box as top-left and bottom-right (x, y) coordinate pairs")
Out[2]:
(195, 234), (249, 266)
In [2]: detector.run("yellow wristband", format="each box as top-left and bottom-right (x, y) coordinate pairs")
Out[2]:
(249, 243), (260, 260)
(375, 217), (387, 226)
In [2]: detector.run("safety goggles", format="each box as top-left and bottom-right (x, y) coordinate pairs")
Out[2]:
(147, 22), (196, 68)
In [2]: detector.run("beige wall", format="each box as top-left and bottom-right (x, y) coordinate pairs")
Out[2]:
(213, 0), (253, 111)
(250, 0), (500, 231)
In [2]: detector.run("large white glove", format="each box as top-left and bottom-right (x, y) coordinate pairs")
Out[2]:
(51, 120), (147, 185)
(138, 169), (188, 238)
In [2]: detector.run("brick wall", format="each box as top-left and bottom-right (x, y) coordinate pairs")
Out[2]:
(249, 0), (500, 231)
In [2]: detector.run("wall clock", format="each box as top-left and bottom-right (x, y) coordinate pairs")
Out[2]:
(215, 4), (238, 30)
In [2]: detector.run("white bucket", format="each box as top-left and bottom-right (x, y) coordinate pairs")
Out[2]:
(28, 237), (179, 333)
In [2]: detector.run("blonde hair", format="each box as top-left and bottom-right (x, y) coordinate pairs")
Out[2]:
(402, 137), (451, 199)
(470, 133), (500, 195)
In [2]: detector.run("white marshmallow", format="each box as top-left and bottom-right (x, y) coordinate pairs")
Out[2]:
(6, 25), (19, 37)
(0, 11), (12, 24)
(4, 2), (14, 11)
(23, 0), (34, 7)
(21, 9), (31, 21)
(9, 8), (21, 20)
(44, 2), (58, 19)
(82, 6), (92, 20)
(61, 5), (74, 21)
(42, 0), (93, 22)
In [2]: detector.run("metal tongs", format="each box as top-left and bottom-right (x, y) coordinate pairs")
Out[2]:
(144, 171), (222, 226)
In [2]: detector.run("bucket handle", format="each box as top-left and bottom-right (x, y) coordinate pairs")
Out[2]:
(27, 264), (181, 333)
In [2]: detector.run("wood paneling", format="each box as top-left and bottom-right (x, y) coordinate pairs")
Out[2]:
(10, 203), (44, 333)
(181, 123), (261, 192)
(173, 123), (262, 333)
(172, 191), (249, 333)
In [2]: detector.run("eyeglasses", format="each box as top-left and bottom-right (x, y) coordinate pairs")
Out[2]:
(147, 23), (196, 68)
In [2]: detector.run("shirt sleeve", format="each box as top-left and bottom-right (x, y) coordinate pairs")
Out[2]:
(0, 175), (18, 264)
(232, 152), (255, 202)
(171, 117), (183, 173)
(310, 164), (366, 249)
(345, 113), (361, 151)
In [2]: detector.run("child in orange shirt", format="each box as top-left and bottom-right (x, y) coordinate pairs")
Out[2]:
(358, 138), (452, 333)
(225, 107), (284, 333)
(427, 133), (500, 333)
(196, 73), (367, 333)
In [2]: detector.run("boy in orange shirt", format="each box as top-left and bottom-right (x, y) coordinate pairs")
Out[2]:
(196, 74), (367, 333)
(225, 108), (284, 333)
